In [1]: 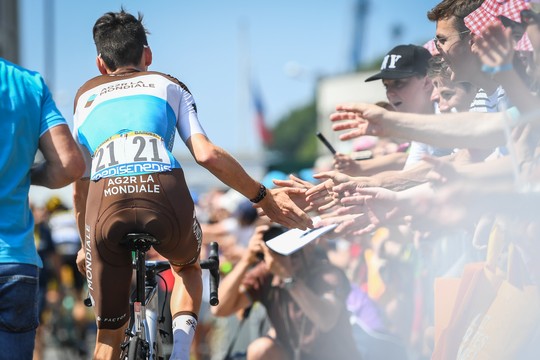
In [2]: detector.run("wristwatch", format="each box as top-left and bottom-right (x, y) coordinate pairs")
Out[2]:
(282, 277), (296, 290)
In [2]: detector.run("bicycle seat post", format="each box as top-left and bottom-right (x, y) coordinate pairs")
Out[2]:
(123, 233), (159, 305)
(135, 246), (147, 304)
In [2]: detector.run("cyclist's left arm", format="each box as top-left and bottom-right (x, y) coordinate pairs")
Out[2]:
(73, 177), (89, 275)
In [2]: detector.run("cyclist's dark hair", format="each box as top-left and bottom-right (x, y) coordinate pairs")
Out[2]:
(427, 0), (483, 35)
(93, 8), (149, 72)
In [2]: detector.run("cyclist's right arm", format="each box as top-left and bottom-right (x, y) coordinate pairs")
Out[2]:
(174, 80), (311, 229)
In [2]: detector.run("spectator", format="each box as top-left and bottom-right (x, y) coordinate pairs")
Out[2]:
(0, 57), (85, 359)
(427, 0), (510, 115)
(31, 202), (59, 360)
(211, 225), (361, 360)
(427, 55), (479, 113)
(364, 44), (454, 169)
(45, 196), (90, 356)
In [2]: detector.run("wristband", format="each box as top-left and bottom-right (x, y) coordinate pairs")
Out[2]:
(249, 184), (267, 203)
(481, 63), (513, 74)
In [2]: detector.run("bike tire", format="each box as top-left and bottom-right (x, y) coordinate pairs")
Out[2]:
(126, 336), (148, 360)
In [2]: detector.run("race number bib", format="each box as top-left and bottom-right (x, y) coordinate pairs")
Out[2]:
(91, 132), (172, 180)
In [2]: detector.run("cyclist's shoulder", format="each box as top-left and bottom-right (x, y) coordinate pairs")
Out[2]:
(144, 71), (192, 94)
(75, 75), (108, 103)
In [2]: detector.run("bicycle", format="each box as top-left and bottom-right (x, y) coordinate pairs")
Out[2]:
(85, 233), (220, 360)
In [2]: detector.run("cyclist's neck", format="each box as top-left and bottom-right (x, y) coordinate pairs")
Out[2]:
(108, 67), (144, 76)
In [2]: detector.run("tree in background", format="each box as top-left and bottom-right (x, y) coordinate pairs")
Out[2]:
(266, 101), (317, 174)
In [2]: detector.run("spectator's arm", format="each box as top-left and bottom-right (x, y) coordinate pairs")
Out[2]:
(334, 152), (407, 176)
(211, 225), (268, 317)
(260, 244), (345, 332)
(272, 174), (315, 213)
(210, 256), (253, 317)
(374, 159), (437, 191)
(474, 23), (539, 114)
(31, 124), (86, 189)
(312, 158), (436, 199)
(287, 277), (344, 332)
(331, 103), (506, 149)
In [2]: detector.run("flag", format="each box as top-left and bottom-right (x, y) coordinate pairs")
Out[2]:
(252, 82), (273, 147)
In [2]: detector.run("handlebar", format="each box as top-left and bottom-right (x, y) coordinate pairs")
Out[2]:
(200, 242), (220, 306)
(84, 242), (220, 308)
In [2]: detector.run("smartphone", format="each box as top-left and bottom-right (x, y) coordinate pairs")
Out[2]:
(316, 132), (336, 154)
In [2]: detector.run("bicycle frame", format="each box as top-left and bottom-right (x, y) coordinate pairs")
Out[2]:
(118, 233), (220, 360)
(120, 234), (163, 359)
(127, 256), (169, 359)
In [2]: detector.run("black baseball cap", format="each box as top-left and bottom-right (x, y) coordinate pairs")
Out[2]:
(365, 44), (432, 82)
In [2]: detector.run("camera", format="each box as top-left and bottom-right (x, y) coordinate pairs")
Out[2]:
(256, 224), (287, 260)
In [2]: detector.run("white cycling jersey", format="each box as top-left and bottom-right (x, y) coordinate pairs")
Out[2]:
(73, 71), (206, 180)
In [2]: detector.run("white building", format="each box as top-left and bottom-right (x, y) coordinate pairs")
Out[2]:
(316, 71), (386, 155)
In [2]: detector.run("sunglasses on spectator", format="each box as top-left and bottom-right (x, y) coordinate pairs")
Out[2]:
(433, 30), (471, 51)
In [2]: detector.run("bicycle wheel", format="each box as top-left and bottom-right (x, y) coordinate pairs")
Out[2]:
(126, 336), (148, 360)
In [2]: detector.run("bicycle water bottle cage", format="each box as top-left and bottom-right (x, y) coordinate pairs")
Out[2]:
(122, 233), (160, 252)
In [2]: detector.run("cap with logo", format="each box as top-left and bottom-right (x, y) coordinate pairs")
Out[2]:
(365, 44), (432, 82)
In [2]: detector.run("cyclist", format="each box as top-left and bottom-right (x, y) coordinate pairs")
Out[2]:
(72, 9), (312, 360)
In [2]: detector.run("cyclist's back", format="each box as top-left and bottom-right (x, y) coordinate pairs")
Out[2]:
(73, 69), (204, 271)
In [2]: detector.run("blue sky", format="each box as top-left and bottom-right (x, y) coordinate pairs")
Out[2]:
(19, 0), (439, 154)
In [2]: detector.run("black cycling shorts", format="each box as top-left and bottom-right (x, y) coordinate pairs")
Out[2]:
(83, 168), (202, 329)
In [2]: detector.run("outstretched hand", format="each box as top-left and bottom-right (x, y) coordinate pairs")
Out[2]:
(306, 171), (353, 212)
(333, 152), (361, 175)
(423, 155), (460, 184)
(317, 208), (374, 236)
(341, 187), (401, 227)
(244, 225), (270, 264)
(254, 188), (313, 230)
(330, 103), (387, 141)
(272, 174), (315, 212)
(473, 23), (515, 69)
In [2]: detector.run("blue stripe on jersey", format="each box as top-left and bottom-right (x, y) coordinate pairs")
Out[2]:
(78, 94), (177, 154)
